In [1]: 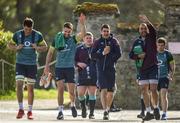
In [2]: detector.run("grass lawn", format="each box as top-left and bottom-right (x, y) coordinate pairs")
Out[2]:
(0, 89), (70, 104)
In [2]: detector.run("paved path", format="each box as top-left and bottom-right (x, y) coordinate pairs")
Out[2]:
(0, 100), (180, 123)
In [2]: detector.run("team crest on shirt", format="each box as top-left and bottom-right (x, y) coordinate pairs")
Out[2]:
(24, 41), (31, 47)
(19, 35), (22, 38)
(64, 44), (68, 49)
(157, 60), (165, 67)
(157, 60), (163, 65)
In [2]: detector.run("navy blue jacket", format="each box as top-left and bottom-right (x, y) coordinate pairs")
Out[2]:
(91, 34), (121, 71)
(129, 24), (157, 72)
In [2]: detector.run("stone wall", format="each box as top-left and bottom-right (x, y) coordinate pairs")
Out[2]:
(73, 2), (119, 38)
(164, 1), (180, 110)
(76, 14), (118, 38)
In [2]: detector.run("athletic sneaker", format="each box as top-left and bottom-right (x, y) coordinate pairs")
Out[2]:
(16, 109), (25, 119)
(89, 114), (95, 119)
(143, 112), (154, 121)
(71, 106), (77, 117)
(154, 108), (160, 120)
(110, 104), (122, 112)
(81, 106), (87, 118)
(110, 107), (122, 112)
(27, 111), (33, 120)
(137, 112), (145, 119)
(57, 111), (64, 120)
(103, 111), (109, 120)
(161, 114), (167, 120)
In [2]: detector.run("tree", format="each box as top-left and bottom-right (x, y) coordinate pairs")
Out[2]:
(0, 21), (15, 94)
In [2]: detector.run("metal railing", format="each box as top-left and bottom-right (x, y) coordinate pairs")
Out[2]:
(0, 59), (56, 91)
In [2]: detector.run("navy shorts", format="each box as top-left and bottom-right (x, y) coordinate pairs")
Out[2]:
(77, 67), (97, 86)
(157, 77), (169, 91)
(55, 67), (75, 83)
(139, 65), (158, 85)
(15, 63), (37, 83)
(97, 70), (115, 92)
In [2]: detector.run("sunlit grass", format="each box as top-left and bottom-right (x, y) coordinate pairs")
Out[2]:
(0, 89), (70, 103)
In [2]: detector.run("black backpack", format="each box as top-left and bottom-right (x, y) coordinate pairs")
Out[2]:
(164, 50), (172, 72)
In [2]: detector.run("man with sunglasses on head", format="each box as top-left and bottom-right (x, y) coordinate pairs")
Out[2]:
(44, 13), (86, 120)
(8, 17), (47, 120)
(92, 24), (121, 120)
(129, 15), (160, 121)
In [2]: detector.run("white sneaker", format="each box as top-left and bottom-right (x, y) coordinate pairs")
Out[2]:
(44, 73), (52, 88)
(39, 73), (52, 88)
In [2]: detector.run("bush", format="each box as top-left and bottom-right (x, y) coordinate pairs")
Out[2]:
(0, 21), (16, 94)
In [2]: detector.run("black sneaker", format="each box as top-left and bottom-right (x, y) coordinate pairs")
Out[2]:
(137, 112), (145, 119)
(89, 114), (95, 119)
(57, 111), (64, 120)
(143, 112), (154, 121)
(71, 106), (77, 118)
(81, 106), (87, 118)
(103, 111), (109, 120)
(110, 107), (122, 112)
(154, 108), (160, 120)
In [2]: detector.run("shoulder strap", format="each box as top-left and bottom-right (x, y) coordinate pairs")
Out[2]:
(165, 50), (171, 72)
(20, 30), (36, 44)
(21, 30), (25, 44)
(165, 50), (170, 61)
(32, 30), (36, 44)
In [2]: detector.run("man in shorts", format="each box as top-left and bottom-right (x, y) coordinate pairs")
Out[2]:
(8, 17), (47, 120)
(92, 24), (121, 120)
(75, 32), (97, 119)
(157, 37), (175, 120)
(44, 13), (86, 120)
(129, 15), (160, 121)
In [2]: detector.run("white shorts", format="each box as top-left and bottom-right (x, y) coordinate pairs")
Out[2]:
(138, 79), (158, 86)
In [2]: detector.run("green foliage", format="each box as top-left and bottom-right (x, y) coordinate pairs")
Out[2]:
(0, 21), (15, 94)
(0, 0), (78, 41)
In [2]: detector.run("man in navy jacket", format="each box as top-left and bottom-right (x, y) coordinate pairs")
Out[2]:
(92, 24), (121, 120)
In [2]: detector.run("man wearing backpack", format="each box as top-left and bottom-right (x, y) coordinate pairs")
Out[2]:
(8, 17), (47, 120)
(157, 37), (175, 120)
(44, 13), (86, 120)
(129, 36), (146, 119)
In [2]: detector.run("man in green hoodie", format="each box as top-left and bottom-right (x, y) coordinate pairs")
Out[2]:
(44, 13), (86, 120)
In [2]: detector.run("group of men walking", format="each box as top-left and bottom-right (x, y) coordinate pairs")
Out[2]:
(8, 13), (175, 121)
